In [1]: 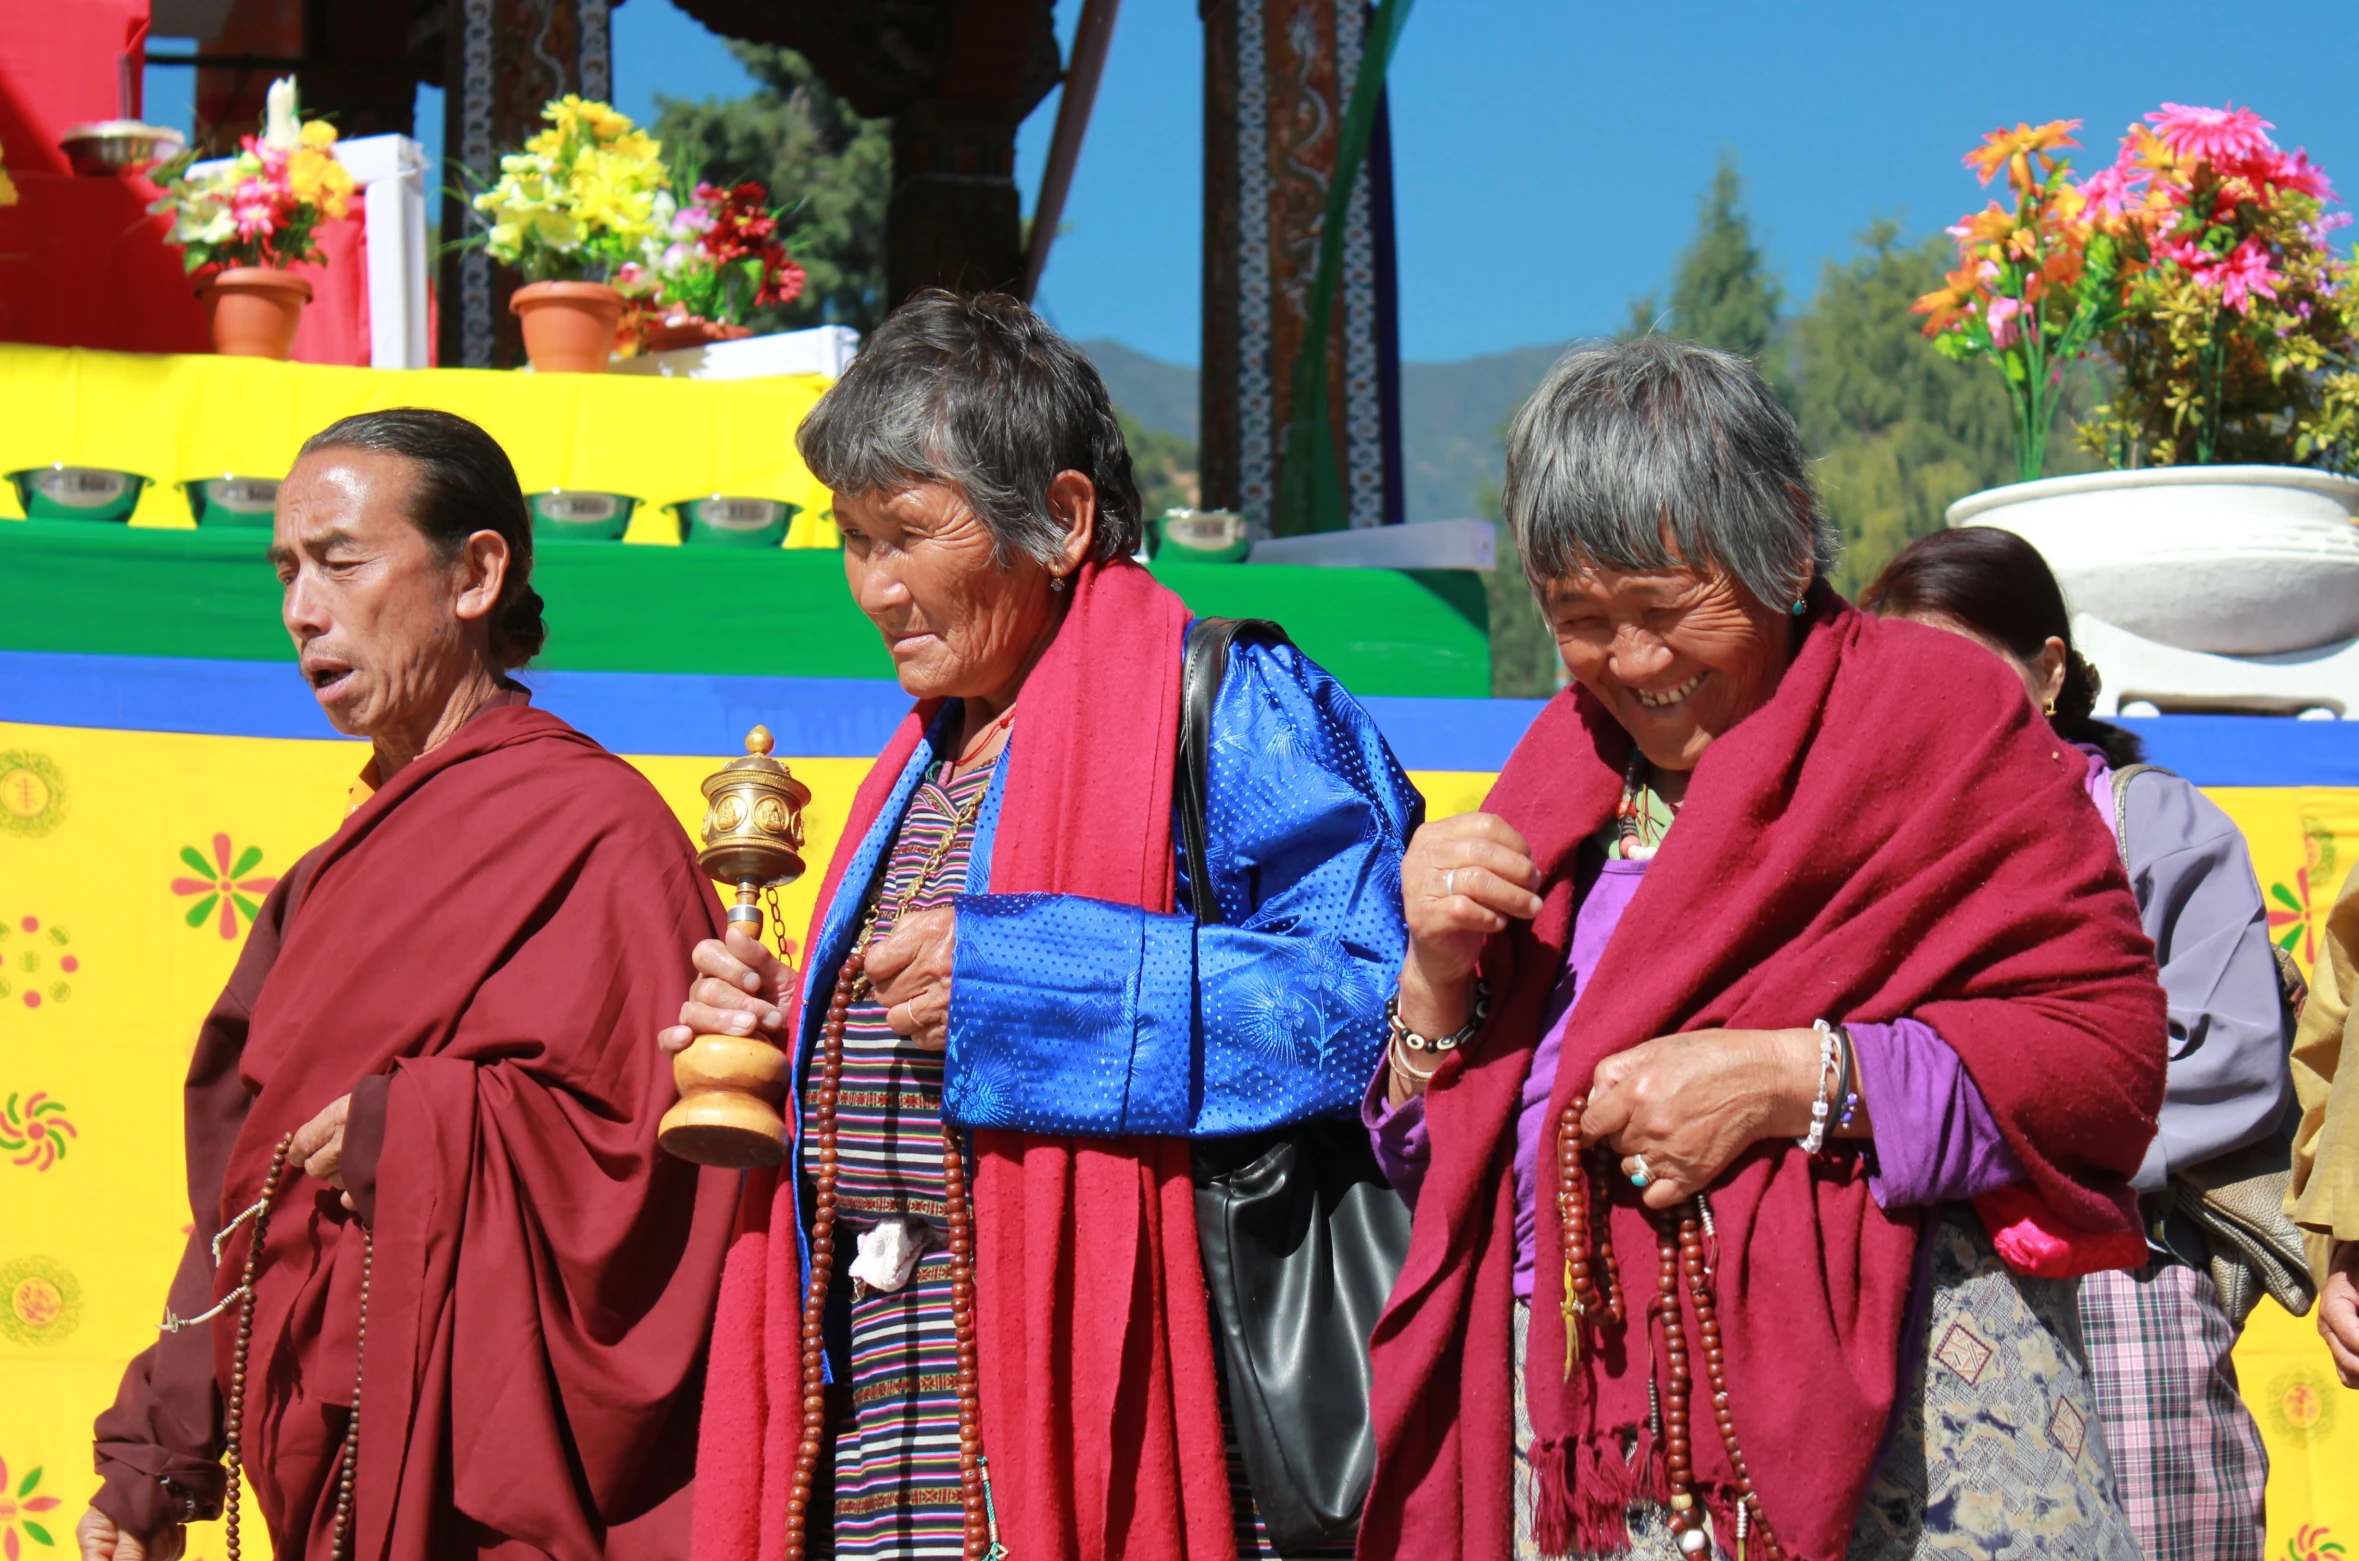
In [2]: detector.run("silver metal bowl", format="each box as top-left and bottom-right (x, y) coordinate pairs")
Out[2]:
(60, 121), (188, 178)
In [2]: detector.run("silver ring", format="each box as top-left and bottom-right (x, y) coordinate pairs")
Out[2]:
(1443, 868), (1457, 899)
(1628, 1154), (1653, 1190)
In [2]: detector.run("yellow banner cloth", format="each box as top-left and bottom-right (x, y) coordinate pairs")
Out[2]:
(2, 733), (2353, 1561)
(0, 345), (839, 547)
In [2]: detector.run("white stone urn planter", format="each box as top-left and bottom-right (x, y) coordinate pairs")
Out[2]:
(1946, 465), (2359, 656)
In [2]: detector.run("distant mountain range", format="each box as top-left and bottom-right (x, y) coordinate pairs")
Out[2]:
(1079, 338), (1572, 524)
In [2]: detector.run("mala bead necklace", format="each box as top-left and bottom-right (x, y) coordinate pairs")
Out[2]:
(1678, 1201), (1781, 1561)
(1555, 1096), (1622, 1369)
(1557, 1129), (1788, 1559)
(217, 1133), (373, 1561)
(784, 760), (999, 1561)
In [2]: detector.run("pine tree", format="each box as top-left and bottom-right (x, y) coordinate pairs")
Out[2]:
(1630, 155), (1781, 363)
(652, 45), (891, 334)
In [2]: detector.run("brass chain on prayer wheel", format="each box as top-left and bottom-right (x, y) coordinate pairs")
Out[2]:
(221, 1133), (372, 1561)
(783, 761), (1002, 1561)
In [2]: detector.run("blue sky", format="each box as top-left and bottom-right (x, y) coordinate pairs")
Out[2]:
(150, 0), (2359, 367)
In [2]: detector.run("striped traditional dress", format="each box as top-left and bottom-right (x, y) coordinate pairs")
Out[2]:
(815, 758), (992, 1560)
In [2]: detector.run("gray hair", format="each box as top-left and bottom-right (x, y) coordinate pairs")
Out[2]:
(797, 290), (1144, 565)
(1502, 337), (1836, 609)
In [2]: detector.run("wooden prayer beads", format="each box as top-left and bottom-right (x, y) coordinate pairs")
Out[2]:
(1557, 1106), (1788, 1560)
(786, 761), (998, 1561)
(1556, 1097), (1623, 1370)
(222, 1133), (369, 1561)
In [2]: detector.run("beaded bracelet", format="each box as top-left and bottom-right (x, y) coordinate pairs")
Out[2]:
(1832, 1022), (1862, 1133)
(1798, 1018), (1842, 1154)
(1386, 979), (1492, 1059)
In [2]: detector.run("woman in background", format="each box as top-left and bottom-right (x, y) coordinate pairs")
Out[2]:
(1865, 525), (2291, 1561)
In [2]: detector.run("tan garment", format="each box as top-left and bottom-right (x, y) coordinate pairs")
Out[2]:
(2289, 864), (2359, 1282)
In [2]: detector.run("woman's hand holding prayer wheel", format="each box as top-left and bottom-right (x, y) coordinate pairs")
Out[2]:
(660, 927), (799, 1052)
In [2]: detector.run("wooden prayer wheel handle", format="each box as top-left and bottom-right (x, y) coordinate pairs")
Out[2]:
(658, 1033), (789, 1168)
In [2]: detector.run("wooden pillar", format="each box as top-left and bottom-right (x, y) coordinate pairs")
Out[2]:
(437, 0), (613, 368)
(888, 100), (1025, 302)
(1199, 0), (1403, 535)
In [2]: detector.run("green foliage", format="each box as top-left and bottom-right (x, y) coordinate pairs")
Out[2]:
(2077, 201), (2359, 473)
(1117, 410), (1201, 521)
(1630, 154), (1782, 365)
(651, 44), (890, 334)
(1473, 473), (1564, 698)
(1795, 222), (2102, 596)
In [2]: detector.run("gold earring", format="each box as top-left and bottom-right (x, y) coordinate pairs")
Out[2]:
(2043, 698), (2057, 716)
(1049, 573), (1066, 593)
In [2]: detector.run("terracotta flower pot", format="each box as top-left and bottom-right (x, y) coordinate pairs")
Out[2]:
(513, 281), (627, 373)
(640, 314), (756, 354)
(200, 268), (313, 360)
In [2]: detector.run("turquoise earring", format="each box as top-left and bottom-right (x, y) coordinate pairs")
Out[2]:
(1789, 598), (1807, 616)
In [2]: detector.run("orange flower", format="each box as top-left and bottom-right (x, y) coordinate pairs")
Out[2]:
(1965, 118), (2084, 190)
(1952, 204), (2017, 248)
(1912, 265), (1986, 335)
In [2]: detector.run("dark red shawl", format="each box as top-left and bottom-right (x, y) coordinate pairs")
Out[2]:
(695, 559), (1234, 1561)
(218, 705), (739, 1561)
(1358, 596), (2166, 1561)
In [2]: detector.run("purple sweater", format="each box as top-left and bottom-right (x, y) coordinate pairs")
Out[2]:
(1366, 853), (2026, 1298)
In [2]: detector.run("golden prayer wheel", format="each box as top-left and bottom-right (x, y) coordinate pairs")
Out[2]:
(658, 725), (812, 1168)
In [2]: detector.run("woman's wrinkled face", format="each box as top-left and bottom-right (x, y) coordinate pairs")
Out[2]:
(1540, 552), (1796, 771)
(836, 481), (1064, 702)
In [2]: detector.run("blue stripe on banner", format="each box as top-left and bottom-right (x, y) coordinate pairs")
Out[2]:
(8, 650), (2359, 785)
(0, 650), (913, 758)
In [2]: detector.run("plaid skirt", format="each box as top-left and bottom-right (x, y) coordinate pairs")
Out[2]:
(1513, 1205), (2140, 1560)
(2077, 1258), (2268, 1561)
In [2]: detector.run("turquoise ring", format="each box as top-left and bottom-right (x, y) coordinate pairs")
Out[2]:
(1627, 1155), (1653, 1190)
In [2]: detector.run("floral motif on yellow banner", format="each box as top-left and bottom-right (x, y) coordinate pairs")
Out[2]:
(0, 1457), (65, 1559)
(0, 753), (64, 839)
(0, 1258), (80, 1349)
(0, 1095), (74, 1172)
(0, 920), (76, 1012)
(2287, 1523), (2346, 1561)
(171, 835), (279, 941)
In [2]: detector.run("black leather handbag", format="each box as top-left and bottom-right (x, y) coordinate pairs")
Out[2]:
(1180, 616), (1414, 1554)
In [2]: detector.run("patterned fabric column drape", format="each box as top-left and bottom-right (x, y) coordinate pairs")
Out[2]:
(1201, 0), (1405, 537)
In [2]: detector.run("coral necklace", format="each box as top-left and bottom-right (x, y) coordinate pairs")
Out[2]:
(1613, 748), (1678, 861)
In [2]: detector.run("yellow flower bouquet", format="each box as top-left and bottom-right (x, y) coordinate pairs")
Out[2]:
(472, 96), (668, 282)
(148, 79), (356, 271)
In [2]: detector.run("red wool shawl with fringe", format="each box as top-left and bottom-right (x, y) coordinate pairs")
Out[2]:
(1357, 595), (2166, 1561)
(694, 558), (1234, 1561)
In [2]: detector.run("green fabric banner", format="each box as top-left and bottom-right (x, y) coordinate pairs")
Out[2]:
(0, 522), (1489, 697)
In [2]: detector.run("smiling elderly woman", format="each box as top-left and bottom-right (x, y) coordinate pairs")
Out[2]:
(1357, 338), (2168, 1561)
(661, 292), (1418, 1561)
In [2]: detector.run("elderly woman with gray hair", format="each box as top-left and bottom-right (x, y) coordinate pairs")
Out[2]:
(660, 291), (1419, 1561)
(1359, 338), (2167, 1561)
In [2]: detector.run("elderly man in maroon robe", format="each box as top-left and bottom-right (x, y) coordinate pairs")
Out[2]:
(79, 409), (736, 1561)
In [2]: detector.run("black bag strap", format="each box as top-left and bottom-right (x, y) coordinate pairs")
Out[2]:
(1177, 617), (1290, 925)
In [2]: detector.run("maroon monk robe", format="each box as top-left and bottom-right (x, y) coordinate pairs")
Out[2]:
(94, 705), (738, 1561)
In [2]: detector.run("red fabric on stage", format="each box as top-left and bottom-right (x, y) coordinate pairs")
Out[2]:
(1359, 594), (2167, 1561)
(694, 559), (1234, 1561)
(287, 213), (372, 366)
(215, 706), (737, 1561)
